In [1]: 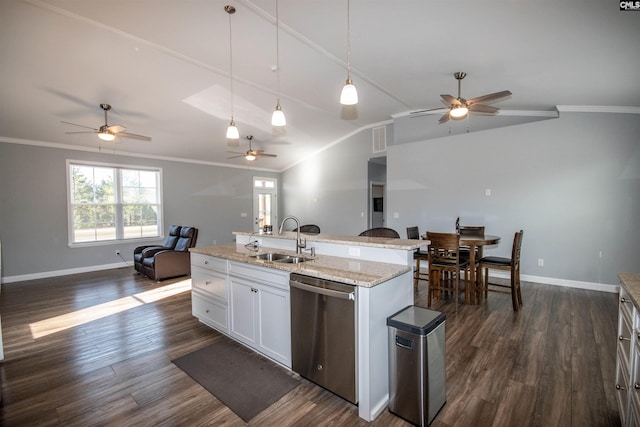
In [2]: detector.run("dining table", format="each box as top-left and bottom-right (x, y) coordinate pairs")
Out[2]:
(423, 233), (501, 305)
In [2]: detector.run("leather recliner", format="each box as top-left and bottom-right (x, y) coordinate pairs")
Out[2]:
(133, 225), (182, 273)
(141, 226), (198, 281)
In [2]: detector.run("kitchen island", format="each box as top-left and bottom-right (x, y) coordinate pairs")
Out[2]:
(190, 232), (421, 421)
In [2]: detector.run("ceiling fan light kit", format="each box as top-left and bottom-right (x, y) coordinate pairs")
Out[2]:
(61, 103), (151, 142)
(449, 105), (469, 119)
(340, 0), (358, 106)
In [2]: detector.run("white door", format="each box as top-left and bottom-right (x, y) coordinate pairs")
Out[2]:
(253, 177), (278, 232)
(257, 284), (291, 366)
(229, 276), (257, 347)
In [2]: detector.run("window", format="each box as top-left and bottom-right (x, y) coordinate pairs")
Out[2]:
(67, 160), (162, 245)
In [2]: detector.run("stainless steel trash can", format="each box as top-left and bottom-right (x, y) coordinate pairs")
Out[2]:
(387, 305), (446, 426)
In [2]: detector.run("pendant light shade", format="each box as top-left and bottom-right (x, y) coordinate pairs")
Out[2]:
(340, 0), (358, 106)
(271, 102), (286, 126)
(226, 120), (239, 139)
(340, 78), (358, 105)
(271, 0), (286, 127)
(225, 5), (240, 142)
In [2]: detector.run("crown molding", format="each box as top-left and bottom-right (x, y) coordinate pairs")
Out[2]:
(556, 105), (640, 114)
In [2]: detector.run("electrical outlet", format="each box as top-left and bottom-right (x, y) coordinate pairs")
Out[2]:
(115, 250), (120, 256)
(537, 258), (544, 267)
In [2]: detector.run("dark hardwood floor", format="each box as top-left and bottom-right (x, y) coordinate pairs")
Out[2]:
(0, 267), (621, 426)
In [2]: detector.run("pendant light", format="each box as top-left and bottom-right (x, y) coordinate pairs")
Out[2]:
(271, 0), (286, 127)
(340, 0), (358, 105)
(225, 5), (240, 142)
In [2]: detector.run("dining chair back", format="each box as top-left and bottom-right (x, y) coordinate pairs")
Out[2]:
(477, 230), (524, 311)
(426, 231), (470, 313)
(407, 226), (428, 289)
(293, 224), (321, 234)
(358, 227), (400, 238)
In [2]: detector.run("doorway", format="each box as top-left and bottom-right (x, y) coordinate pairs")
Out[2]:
(368, 156), (387, 228)
(253, 177), (278, 232)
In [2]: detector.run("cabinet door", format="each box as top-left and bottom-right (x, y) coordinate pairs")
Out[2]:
(229, 276), (258, 347)
(257, 284), (291, 367)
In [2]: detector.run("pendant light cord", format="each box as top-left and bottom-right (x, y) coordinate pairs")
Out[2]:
(276, 0), (281, 103)
(346, 0), (352, 80)
(228, 9), (235, 120)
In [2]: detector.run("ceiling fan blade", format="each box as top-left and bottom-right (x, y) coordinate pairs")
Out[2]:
(66, 131), (97, 135)
(118, 132), (151, 141)
(467, 90), (512, 106)
(107, 125), (126, 133)
(227, 154), (246, 159)
(469, 104), (499, 114)
(441, 94), (461, 106)
(410, 107), (449, 116)
(258, 153), (277, 158)
(61, 121), (97, 131)
(438, 112), (450, 124)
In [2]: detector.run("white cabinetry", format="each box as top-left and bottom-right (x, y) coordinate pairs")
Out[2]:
(229, 261), (291, 367)
(616, 285), (640, 426)
(191, 253), (229, 333)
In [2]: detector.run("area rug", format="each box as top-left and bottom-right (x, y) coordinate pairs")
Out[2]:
(172, 339), (300, 422)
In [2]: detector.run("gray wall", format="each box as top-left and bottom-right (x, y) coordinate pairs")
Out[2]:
(281, 112), (639, 288)
(0, 142), (278, 278)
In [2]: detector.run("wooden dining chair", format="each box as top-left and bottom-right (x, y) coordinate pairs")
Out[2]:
(426, 231), (470, 313)
(406, 226), (428, 290)
(477, 230), (524, 311)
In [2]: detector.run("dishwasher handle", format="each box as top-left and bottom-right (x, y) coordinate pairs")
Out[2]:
(290, 279), (355, 301)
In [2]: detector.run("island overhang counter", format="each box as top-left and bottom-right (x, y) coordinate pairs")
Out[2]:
(189, 232), (424, 422)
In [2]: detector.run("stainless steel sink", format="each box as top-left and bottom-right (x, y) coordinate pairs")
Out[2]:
(249, 252), (290, 261)
(249, 253), (312, 263)
(277, 256), (311, 264)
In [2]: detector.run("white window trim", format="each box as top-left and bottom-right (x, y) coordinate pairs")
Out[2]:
(66, 159), (164, 247)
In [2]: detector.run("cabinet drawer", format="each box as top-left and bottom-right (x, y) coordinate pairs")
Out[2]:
(229, 261), (289, 289)
(617, 349), (630, 426)
(192, 266), (227, 301)
(191, 253), (227, 273)
(619, 310), (633, 363)
(620, 287), (634, 323)
(192, 292), (228, 333)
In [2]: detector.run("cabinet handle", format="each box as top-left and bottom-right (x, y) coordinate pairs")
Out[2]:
(205, 281), (212, 286)
(620, 335), (631, 341)
(205, 309), (210, 313)
(617, 384), (626, 391)
(204, 260), (209, 265)
(251, 288), (258, 293)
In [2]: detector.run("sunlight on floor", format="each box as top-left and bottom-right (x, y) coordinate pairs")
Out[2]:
(29, 279), (192, 339)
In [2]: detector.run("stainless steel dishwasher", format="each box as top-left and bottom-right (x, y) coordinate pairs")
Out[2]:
(289, 273), (357, 404)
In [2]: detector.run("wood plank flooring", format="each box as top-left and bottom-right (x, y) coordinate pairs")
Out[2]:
(0, 267), (621, 426)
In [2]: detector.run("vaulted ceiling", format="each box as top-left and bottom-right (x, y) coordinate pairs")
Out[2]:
(1, 0), (638, 171)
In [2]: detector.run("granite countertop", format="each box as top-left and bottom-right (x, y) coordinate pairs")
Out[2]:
(191, 243), (412, 288)
(233, 231), (424, 250)
(619, 272), (640, 307)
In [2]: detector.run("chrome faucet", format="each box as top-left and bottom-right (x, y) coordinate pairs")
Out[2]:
(279, 215), (306, 254)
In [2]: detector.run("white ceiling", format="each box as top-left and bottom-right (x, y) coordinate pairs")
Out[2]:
(1, 0), (639, 171)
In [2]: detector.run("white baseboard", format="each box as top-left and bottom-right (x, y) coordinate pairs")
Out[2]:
(1, 262), (131, 284)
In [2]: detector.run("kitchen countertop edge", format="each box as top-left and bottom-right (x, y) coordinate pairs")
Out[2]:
(191, 244), (412, 288)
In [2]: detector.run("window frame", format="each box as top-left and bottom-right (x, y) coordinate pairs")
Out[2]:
(66, 159), (164, 247)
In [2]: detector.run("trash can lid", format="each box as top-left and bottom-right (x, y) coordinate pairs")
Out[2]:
(387, 305), (446, 336)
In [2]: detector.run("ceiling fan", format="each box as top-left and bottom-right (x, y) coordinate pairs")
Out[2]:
(61, 103), (151, 142)
(410, 72), (512, 124)
(227, 135), (277, 161)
